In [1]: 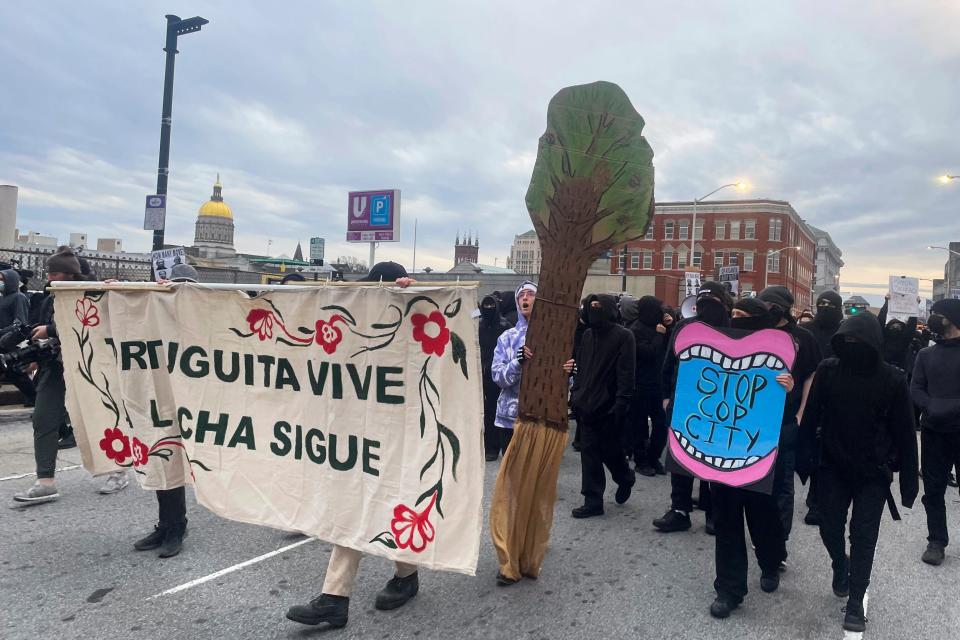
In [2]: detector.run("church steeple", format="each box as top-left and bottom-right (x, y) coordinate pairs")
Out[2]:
(211, 173), (223, 202)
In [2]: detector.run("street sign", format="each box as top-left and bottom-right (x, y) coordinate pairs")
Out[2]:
(151, 246), (186, 281)
(719, 265), (740, 295)
(346, 189), (401, 242)
(310, 236), (325, 261)
(144, 194), (166, 231)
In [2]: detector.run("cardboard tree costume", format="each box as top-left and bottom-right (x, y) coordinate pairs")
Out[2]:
(489, 81), (655, 580)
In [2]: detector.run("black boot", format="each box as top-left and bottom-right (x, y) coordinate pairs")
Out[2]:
(653, 509), (691, 532)
(571, 504), (604, 518)
(286, 594), (349, 627)
(842, 598), (866, 632)
(832, 556), (850, 597)
(375, 572), (419, 610)
(134, 525), (167, 551)
(709, 595), (740, 619)
(158, 522), (187, 558)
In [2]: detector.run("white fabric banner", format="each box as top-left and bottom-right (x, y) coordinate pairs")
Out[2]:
(55, 284), (484, 574)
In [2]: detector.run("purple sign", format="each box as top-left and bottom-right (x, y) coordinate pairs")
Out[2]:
(347, 189), (400, 243)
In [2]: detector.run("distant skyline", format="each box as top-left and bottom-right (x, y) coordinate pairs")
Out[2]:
(2, 1), (958, 304)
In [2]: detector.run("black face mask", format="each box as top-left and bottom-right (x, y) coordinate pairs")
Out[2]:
(588, 306), (608, 328)
(696, 298), (728, 327)
(480, 307), (497, 323)
(731, 315), (770, 332)
(927, 314), (945, 336)
(838, 341), (878, 374)
(768, 304), (787, 325)
(816, 305), (843, 327)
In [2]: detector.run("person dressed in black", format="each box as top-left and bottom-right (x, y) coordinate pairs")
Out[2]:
(566, 294), (636, 518)
(498, 291), (518, 327)
(0, 267), (37, 406)
(654, 281), (733, 534)
(479, 294), (510, 461)
(710, 297), (794, 619)
(911, 299), (960, 567)
(877, 295), (919, 374)
(801, 290), (844, 526)
(799, 312), (918, 632)
(570, 297), (591, 452)
(757, 285), (822, 567)
(625, 295), (669, 476)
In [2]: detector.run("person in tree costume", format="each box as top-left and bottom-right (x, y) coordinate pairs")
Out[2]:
(489, 81), (655, 584)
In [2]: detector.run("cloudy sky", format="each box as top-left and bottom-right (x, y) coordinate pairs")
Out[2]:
(2, 1), (958, 300)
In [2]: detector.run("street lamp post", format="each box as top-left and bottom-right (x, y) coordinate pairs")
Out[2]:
(929, 245), (960, 295)
(152, 14), (209, 253)
(691, 182), (748, 273)
(764, 245), (802, 290)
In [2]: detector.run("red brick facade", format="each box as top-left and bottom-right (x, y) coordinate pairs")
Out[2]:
(611, 199), (817, 309)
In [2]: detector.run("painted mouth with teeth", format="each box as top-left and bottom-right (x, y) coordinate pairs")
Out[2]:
(667, 322), (797, 489)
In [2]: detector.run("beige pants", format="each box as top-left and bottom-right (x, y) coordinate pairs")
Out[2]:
(321, 544), (418, 596)
(489, 419), (567, 581)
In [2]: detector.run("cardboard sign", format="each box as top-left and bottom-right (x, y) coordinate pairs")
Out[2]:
(684, 272), (702, 298)
(719, 266), (740, 295)
(55, 285), (484, 574)
(666, 322), (797, 493)
(151, 247), (187, 281)
(888, 276), (919, 322)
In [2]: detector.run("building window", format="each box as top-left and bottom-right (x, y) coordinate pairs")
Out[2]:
(730, 221), (741, 240)
(729, 252), (739, 267)
(714, 251), (724, 268)
(663, 251), (674, 270)
(767, 252), (780, 273)
(769, 218), (782, 241)
(664, 220), (675, 240)
(631, 253), (640, 270)
(744, 252), (754, 271)
(643, 251), (653, 269)
(679, 220), (689, 240)
(678, 250), (688, 269)
(694, 222), (703, 241)
(745, 220), (756, 240)
(693, 250), (702, 267)
(618, 254), (626, 271)
(715, 221), (725, 240)
(645, 222), (654, 240)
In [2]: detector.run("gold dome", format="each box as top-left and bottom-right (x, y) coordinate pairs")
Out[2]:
(198, 174), (233, 219)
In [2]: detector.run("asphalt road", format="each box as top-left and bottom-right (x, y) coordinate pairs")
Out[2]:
(2, 413), (958, 640)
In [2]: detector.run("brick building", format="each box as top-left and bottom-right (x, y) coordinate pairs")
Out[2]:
(611, 199), (818, 309)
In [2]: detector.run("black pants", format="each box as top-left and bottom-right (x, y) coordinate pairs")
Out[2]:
(482, 377), (501, 456)
(630, 387), (667, 465)
(712, 483), (785, 601)
(921, 429), (960, 545)
(579, 413), (633, 509)
(499, 427), (514, 455)
(772, 420), (798, 540)
(817, 467), (888, 601)
(670, 473), (712, 517)
(157, 487), (188, 527)
(32, 363), (66, 479)
(5, 368), (36, 403)
(805, 472), (819, 514)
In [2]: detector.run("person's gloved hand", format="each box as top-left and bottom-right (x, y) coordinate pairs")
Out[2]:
(516, 346), (533, 362)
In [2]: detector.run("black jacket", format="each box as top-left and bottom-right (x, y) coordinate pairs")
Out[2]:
(877, 300), (918, 373)
(626, 296), (667, 391)
(570, 294), (636, 419)
(0, 269), (30, 330)
(808, 315), (841, 359)
(911, 337), (960, 433)
(478, 297), (510, 379)
(799, 313), (919, 508)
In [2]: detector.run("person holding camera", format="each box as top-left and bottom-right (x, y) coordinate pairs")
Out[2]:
(0, 267), (37, 406)
(13, 249), (85, 503)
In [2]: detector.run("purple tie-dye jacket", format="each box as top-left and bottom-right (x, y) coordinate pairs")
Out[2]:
(491, 306), (528, 430)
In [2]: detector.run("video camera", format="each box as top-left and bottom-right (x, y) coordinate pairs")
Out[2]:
(0, 322), (60, 371)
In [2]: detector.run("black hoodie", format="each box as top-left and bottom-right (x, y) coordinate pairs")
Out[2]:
(570, 294), (636, 419)
(626, 296), (667, 391)
(0, 269), (30, 330)
(799, 313), (919, 507)
(808, 290), (843, 357)
(911, 336), (960, 433)
(478, 295), (510, 378)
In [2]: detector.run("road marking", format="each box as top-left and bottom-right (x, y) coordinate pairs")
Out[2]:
(0, 465), (82, 481)
(148, 537), (316, 599)
(842, 588), (869, 640)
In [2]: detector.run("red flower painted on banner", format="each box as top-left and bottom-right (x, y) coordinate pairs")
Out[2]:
(75, 298), (100, 327)
(315, 315), (346, 354)
(411, 311), (450, 357)
(246, 308), (275, 341)
(99, 427), (131, 464)
(390, 491), (437, 553)
(131, 437), (150, 467)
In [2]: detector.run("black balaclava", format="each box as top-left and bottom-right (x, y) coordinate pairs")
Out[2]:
(758, 285), (795, 327)
(579, 296), (590, 325)
(929, 299), (960, 337)
(814, 290), (843, 330)
(587, 294), (617, 332)
(831, 313), (883, 375)
(636, 296), (663, 328)
(696, 281), (733, 328)
(480, 295), (498, 325)
(836, 338), (878, 375)
(731, 298), (773, 331)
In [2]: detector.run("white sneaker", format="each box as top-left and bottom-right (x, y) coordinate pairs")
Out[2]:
(13, 482), (59, 503)
(98, 470), (129, 495)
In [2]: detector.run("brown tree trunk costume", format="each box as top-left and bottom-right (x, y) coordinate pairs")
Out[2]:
(490, 81), (655, 580)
